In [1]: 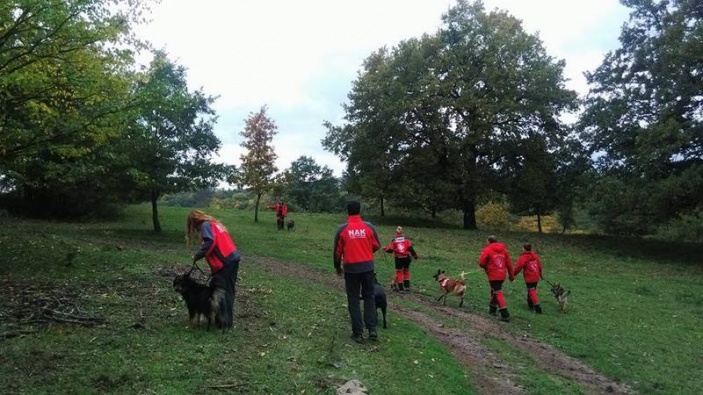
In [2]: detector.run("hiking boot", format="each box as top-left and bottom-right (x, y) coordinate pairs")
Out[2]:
(499, 308), (511, 322)
(351, 334), (364, 344)
(368, 330), (378, 341)
(527, 298), (534, 311)
(404, 280), (410, 292)
(534, 304), (542, 314)
(489, 305), (498, 316)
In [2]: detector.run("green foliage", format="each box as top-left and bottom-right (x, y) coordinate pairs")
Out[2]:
(125, 51), (224, 231)
(580, 0), (703, 235)
(654, 210), (703, 242)
(475, 201), (512, 229)
(1, 205), (702, 394)
(0, 0), (156, 217)
(281, 156), (344, 213)
(323, 0), (578, 228)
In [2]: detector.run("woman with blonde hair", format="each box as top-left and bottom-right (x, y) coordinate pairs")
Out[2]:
(186, 210), (241, 328)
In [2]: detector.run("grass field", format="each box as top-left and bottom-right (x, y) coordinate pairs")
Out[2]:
(1, 204), (702, 394)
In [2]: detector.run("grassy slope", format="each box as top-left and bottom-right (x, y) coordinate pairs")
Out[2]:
(1, 204), (702, 394)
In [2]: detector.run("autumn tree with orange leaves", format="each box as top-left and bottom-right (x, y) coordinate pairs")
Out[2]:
(237, 106), (278, 222)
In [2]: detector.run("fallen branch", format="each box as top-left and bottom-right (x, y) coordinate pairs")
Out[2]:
(207, 383), (239, 389)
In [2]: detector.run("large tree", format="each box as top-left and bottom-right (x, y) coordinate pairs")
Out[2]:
(324, 0), (577, 229)
(128, 51), (224, 232)
(0, 0), (153, 215)
(238, 106), (278, 222)
(282, 156), (341, 213)
(580, 0), (703, 235)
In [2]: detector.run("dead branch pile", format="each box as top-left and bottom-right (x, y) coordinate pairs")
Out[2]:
(0, 279), (104, 330)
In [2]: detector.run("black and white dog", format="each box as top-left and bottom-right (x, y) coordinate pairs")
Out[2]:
(173, 272), (225, 330)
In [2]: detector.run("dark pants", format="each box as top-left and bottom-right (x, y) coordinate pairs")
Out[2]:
(277, 215), (285, 230)
(344, 270), (376, 336)
(211, 259), (239, 328)
(394, 256), (411, 270)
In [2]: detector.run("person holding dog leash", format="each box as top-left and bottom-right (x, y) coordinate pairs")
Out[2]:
(186, 210), (241, 329)
(513, 243), (543, 314)
(383, 226), (419, 292)
(478, 235), (514, 322)
(333, 200), (381, 343)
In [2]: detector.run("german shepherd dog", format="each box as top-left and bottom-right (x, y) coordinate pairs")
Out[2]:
(373, 273), (388, 328)
(433, 269), (466, 307)
(173, 272), (225, 330)
(548, 281), (571, 313)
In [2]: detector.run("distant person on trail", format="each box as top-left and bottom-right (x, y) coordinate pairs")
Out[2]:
(186, 210), (241, 328)
(478, 235), (514, 322)
(275, 201), (288, 230)
(333, 201), (381, 343)
(383, 226), (419, 292)
(513, 243), (544, 314)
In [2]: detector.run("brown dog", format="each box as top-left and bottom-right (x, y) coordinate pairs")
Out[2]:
(173, 272), (225, 330)
(549, 281), (571, 313)
(433, 269), (466, 307)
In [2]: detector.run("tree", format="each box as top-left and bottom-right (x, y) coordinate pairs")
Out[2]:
(238, 106), (278, 222)
(127, 51), (225, 232)
(0, 0), (154, 216)
(579, 0), (703, 235)
(324, 0), (578, 229)
(282, 156), (342, 212)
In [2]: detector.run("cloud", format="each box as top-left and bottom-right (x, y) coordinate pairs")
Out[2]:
(134, 0), (630, 177)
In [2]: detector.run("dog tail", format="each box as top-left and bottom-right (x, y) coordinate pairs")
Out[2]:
(564, 290), (571, 297)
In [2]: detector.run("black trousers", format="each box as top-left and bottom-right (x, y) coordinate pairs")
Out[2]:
(344, 270), (376, 336)
(211, 259), (239, 328)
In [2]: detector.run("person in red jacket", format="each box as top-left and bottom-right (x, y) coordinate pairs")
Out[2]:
(333, 201), (381, 343)
(513, 243), (544, 314)
(275, 201), (288, 230)
(383, 226), (419, 292)
(186, 210), (241, 328)
(478, 235), (514, 322)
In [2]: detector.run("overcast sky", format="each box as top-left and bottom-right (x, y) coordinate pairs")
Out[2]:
(133, 0), (631, 177)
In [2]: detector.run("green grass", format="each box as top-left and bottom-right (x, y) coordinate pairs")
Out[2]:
(1, 204), (702, 394)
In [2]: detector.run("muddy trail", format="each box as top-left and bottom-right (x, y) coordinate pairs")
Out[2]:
(251, 257), (632, 395)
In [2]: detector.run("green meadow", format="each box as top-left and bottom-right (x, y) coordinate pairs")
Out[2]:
(1, 205), (702, 394)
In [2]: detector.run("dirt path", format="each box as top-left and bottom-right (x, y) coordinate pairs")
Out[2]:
(250, 257), (632, 395)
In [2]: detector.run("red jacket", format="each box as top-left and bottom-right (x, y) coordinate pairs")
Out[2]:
(333, 215), (380, 274)
(384, 233), (418, 259)
(478, 242), (513, 281)
(194, 220), (239, 273)
(513, 251), (542, 283)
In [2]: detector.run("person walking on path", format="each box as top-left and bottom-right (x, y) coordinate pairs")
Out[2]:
(333, 201), (381, 343)
(383, 226), (419, 292)
(478, 235), (514, 322)
(513, 243), (544, 314)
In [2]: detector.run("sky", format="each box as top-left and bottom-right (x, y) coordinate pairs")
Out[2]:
(132, 0), (631, 178)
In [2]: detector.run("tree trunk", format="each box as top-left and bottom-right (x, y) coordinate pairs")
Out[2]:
(254, 192), (261, 223)
(537, 213), (543, 234)
(151, 189), (161, 233)
(380, 196), (385, 217)
(462, 199), (477, 230)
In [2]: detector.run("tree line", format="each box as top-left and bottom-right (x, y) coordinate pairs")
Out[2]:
(1, 0), (700, 240)
(323, 0), (702, 239)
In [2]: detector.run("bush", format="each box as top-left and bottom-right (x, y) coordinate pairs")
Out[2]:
(476, 201), (511, 229)
(654, 211), (703, 242)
